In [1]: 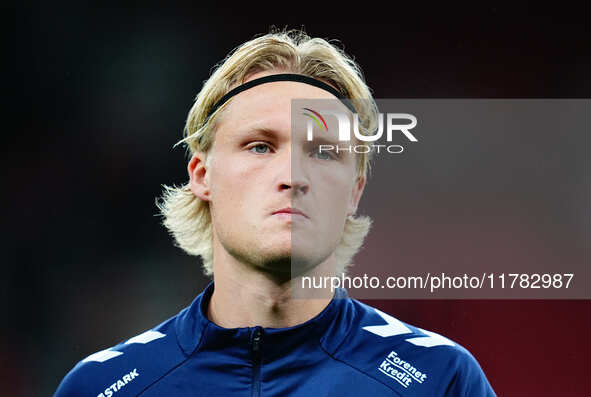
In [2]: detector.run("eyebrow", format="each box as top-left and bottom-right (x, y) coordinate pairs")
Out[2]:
(305, 134), (341, 147)
(234, 127), (279, 140)
(234, 126), (343, 147)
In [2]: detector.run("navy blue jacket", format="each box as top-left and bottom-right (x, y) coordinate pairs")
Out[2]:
(55, 282), (496, 396)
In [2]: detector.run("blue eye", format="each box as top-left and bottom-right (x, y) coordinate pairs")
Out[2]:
(311, 148), (336, 161)
(315, 151), (331, 160)
(249, 143), (270, 154)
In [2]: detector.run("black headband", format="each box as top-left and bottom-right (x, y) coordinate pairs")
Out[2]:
(197, 73), (356, 144)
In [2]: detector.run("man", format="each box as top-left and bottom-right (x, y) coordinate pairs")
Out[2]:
(55, 30), (496, 396)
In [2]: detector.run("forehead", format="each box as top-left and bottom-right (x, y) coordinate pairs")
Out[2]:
(214, 78), (354, 152)
(220, 80), (338, 126)
(209, 76), (361, 171)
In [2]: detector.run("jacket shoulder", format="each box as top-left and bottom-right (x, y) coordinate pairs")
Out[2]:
(54, 313), (188, 397)
(323, 298), (496, 396)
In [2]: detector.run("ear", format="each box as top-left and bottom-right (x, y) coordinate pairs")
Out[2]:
(188, 152), (211, 202)
(347, 175), (366, 216)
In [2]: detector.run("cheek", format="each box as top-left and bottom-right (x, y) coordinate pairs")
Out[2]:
(209, 154), (266, 212)
(314, 167), (355, 206)
(311, 172), (353, 237)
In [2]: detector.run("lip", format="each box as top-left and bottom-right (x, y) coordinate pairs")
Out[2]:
(272, 207), (309, 219)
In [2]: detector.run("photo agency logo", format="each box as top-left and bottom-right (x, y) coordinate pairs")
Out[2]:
(301, 107), (419, 155)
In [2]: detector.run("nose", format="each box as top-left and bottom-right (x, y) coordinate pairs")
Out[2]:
(277, 149), (310, 196)
(280, 181), (309, 195)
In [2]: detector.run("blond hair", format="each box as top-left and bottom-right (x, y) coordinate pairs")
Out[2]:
(157, 29), (377, 276)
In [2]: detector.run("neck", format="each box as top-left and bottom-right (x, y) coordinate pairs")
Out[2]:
(207, 250), (336, 329)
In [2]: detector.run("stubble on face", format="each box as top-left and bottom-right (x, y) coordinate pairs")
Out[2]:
(205, 76), (362, 281)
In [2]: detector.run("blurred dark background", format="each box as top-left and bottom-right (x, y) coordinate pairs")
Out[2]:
(4, 3), (590, 396)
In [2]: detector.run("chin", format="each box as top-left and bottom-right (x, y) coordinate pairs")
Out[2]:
(243, 239), (328, 276)
(252, 252), (291, 281)
(254, 249), (311, 274)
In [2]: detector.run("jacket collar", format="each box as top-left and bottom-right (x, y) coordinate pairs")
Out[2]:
(175, 280), (353, 361)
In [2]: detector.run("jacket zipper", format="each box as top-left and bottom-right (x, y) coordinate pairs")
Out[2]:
(251, 326), (262, 397)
